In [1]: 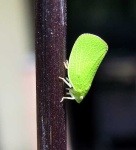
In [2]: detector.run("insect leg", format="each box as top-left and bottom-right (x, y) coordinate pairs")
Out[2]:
(59, 77), (72, 88)
(65, 78), (72, 87)
(60, 96), (75, 102)
(63, 60), (69, 69)
(66, 77), (70, 81)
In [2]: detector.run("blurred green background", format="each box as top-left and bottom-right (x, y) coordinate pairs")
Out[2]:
(0, 0), (136, 150)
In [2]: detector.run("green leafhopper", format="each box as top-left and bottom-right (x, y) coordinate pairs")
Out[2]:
(59, 33), (108, 103)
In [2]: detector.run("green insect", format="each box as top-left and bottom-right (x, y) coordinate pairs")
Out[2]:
(59, 33), (108, 103)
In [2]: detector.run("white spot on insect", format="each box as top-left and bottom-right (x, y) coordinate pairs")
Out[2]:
(80, 96), (84, 100)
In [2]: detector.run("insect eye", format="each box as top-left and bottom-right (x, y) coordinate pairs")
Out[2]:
(80, 96), (84, 100)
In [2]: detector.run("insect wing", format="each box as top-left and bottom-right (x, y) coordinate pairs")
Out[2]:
(68, 34), (108, 93)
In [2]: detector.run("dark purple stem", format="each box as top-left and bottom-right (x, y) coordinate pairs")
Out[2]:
(35, 0), (67, 149)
